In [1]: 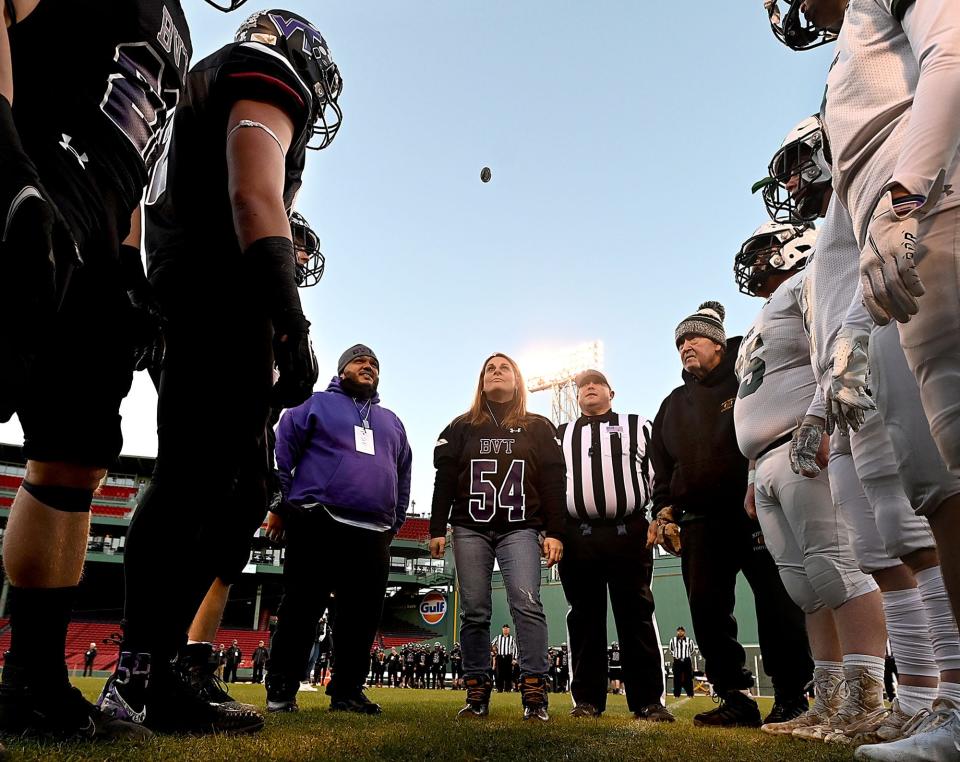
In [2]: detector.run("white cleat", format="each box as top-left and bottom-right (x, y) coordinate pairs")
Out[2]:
(855, 698), (960, 761)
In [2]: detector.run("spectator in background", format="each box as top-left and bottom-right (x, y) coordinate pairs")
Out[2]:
(223, 640), (242, 684)
(266, 345), (412, 716)
(432, 643), (447, 690)
(647, 302), (812, 728)
(670, 627), (694, 699)
(387, 648), (401, 688)
(216, 645), (227, 680)
(83, 643), (98, 678)
(252, 641), (268, 685)
(450, 643), (463, 690)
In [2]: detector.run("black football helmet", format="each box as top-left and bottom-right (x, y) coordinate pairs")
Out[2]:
(290, 211), (324, 287)
(235, 10), (343, 150)
(764, 0), (839, 51)
(203, 0), (249, 11)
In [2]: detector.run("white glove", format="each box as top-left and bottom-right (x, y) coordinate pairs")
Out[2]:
(789, 416), (825, 477)
(860, 170), (944, 325)
(826, 327), (876, 435)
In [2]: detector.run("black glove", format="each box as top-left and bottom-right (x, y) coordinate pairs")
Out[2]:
(119, 244), (165, 374)
(272, 308), (318, 408)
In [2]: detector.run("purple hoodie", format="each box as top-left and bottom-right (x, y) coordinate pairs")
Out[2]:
(276, 377), (412, 531)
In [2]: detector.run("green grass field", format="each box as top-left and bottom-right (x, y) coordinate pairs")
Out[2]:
(2, 679), (860, 761)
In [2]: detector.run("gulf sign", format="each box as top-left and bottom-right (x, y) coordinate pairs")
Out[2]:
(420, 592), (447, 626)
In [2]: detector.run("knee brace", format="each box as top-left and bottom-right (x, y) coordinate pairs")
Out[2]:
(803, 553), (876, 610)
(21, 480), (93, 513)
(779, 566), (825, 614)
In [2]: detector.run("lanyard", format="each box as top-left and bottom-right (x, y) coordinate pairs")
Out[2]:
(354, 399), (372, 430)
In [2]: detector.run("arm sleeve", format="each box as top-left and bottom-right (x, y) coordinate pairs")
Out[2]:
(886, 0), (960, 198)
(393, 421), (413, 532)
(806, 382), (827, 421)
(534, 418), (567, 541)
(842, 281), (876, 334)
(649, 398), (675, 517)
(429, 421), (459, 539)
(275, 403), (310, 500)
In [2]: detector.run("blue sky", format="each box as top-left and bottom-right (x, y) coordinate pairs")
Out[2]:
(0, 1), (836, 515)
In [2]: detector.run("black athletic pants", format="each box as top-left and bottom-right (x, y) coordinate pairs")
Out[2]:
(672, 658), (693, 697)
(122, 269), (273, 662)
(558, 518), (664, 713)
(680, 514), (812, 698)
(269, 509), (391, 699)
(494, 656), (514, 692)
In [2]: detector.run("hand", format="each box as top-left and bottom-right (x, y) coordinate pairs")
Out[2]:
(272, 310), (318, 409)
(744, 483), (757, 521)
(646, 506), (682, 556)
(790, 415), (826, 477)
(265, 511), (285, 544)
(119, 246), (166, 374)
(825, 327), (876, 435)
(542, 537), (563, 567)
(860, 171), (944, 325)
(429, 536), (446, 559)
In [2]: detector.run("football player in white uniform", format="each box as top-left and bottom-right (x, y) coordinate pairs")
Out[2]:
(734, 221), (886, 737)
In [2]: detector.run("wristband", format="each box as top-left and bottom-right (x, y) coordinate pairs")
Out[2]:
(747, 469), (756, 486)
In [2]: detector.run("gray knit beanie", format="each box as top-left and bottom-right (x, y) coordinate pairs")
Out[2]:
(338, 344), (379, 374)
(674, 301), (727, 348)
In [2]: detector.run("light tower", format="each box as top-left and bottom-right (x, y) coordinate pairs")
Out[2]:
(524, 341), (604, 427)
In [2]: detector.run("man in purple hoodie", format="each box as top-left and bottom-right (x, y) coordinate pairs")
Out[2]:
(265, 344), (412, 715)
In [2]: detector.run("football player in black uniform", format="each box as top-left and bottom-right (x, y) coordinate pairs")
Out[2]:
(0, 0), (192, 742)
(430, 353), (565, 721)
(97, 9), (340, 734)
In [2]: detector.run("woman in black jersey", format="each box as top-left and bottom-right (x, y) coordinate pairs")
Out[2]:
(430, 353), (565, 721)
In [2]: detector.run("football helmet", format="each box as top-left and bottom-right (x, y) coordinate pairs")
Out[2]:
(762, 115), (832, 223)
(764, 0), (839, 51)
(735, 221), (817, 296)
(235, 10), (343, 150)
(290, 211), (324, 287)
(203, 0), (249, 11)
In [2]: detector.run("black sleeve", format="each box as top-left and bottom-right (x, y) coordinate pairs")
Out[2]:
(533, 417), (566, 541)
(649, 396), (675, 518)
(429, 420), (459, 539)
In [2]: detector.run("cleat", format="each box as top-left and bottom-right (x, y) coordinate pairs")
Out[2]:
(266, 673), (300, 713)
(329, 690), (382, 715)
(763, 694), (810, 725)
(854, 697), (960, 761)
(176, 643), (262, 716)
(570, 702), (601, 718)
(694, 690), (762, 728)
(762, 667), (842, 735)
(635, 703), (676, 723)
(520, 675), (549, 722)
(794, 666), (884, 742)
(457, 675), (492, 719)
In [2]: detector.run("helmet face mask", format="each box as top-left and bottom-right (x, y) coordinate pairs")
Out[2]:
(290, 212), (325, 287)
(203, 0), (249, 11)
(735, 222), (817, 296)
(765, 0), (839, 51)
(763, 115), (833, 223)
(236, 10), (343, 151)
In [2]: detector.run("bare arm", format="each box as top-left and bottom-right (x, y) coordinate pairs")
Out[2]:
(2, 0), (43, 102)
(225, 99), (295, 251)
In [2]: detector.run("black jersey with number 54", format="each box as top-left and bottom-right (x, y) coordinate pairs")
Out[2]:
(8, 0), (191, 245)
(430, 410), (566, 540)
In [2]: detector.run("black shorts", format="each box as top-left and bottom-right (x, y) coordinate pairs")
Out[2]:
(608, 668), (622, 680)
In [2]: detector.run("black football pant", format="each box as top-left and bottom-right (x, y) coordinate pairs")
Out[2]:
(494, 656), (513, 692)
(558, 518), (664, 713)
(680, 514), (813, 698)
(672, 658), (693, 697)
(268, 509), (391, 699)
(122, 270), (273, 662)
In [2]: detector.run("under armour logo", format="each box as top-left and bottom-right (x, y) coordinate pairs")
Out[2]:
(59, 134), (89, 170)
(509, 427), (522, 434)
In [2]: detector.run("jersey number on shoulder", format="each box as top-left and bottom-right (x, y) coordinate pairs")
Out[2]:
(737, 331), (766, 399)
(468, 459), (527, 523)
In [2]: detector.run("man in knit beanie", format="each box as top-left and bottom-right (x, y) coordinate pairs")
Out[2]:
(647, 300), (813, 729)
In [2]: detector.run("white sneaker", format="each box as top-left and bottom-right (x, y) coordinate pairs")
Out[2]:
(855, 698), (960, 761)
(297, 681), (318, 693)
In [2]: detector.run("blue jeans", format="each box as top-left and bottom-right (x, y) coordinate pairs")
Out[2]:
(453, 526), (549, 678)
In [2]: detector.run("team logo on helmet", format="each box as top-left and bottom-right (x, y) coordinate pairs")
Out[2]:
(419, 592), (447, 626)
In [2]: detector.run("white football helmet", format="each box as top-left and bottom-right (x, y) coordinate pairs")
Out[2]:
(764, 0), (839, 51)
(735, 221), (817, 295)
(762, 115), (833, 223)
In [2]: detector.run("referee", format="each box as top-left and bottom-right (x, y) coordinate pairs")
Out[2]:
(492, 625), (518, 692)
(557, 370), (673, 722)
(669, 627), (694, 698)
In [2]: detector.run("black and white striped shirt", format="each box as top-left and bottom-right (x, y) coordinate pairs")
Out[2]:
(558, 411), (654, 522)
(670, 636), (692, 661)
(492, 634), (517, 659)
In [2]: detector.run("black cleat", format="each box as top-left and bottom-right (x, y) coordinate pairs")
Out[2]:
(762, 694), (809, 725)
(634, 703), (676, 723)
(457, 675), (492, 719)
(266, 673), (300, 713)
(177, 643), (262, 716)
(329, 690), (382, 715)
(693, 690), (762, 728)
(520, 675), (550, 722)
(570, 702), (601, 718)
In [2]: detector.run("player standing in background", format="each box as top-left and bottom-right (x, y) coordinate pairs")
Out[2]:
(430, 353), (565, 721)
(0, 0), (193, 742)
(733, 219), (891, 740)
(98, 8), (342, 734)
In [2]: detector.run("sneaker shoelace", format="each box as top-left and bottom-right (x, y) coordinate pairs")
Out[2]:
(466, 682), (488, 704)
(522, 681), (547, 707)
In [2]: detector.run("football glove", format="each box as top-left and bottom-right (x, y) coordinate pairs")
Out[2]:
(649, 506), (682, 556)
(825, 326), (876, 435)
(789, 416), (825, 477)
(119, 244), (165, 374)
(272, 309), (318, 409)
(860, 170), (944, 325)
